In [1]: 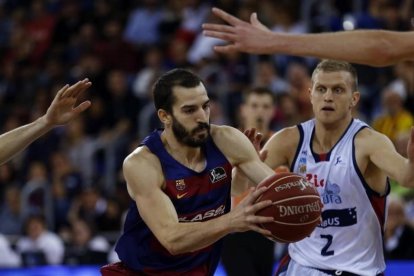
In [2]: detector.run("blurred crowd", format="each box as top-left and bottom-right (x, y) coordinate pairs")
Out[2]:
(0, 0), (414, 268)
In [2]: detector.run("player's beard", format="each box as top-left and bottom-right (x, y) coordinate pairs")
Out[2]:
(172, 117), (210, 148)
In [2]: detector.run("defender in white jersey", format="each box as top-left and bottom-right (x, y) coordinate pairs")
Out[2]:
(260, 60), (414, 276)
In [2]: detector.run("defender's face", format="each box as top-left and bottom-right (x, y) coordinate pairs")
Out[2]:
(310, 71), (359, 125)
(242, 94), (274, 129)
(170, 84), (211, 147)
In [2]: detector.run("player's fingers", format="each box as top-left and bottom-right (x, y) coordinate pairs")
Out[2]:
(251, 215), (274, 224)
(241, 186), (265, 205)
(213, 44), (239, 54)
(71, 79), (92, 98)
(254, 132), (263, 144)
(202, 23), (235, 34)
(250, 225), (272, 236)
(211, 7), (246, 26)
(250, 200), (273, 213)
(246, 128), (257, 141)
(250, 12), (269, 31)
(68, 79), (90, 98)
(72, 100), (92, 114)
(56, 84), (70, 99)
(244, 129), (251, 138)
(62, 81), (82, 98)
(203, 30), (238, 42)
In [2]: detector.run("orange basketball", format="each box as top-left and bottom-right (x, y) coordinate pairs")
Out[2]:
(255, 172), (323, 243)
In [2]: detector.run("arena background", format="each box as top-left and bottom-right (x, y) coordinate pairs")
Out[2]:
(0, 0), (413, 275)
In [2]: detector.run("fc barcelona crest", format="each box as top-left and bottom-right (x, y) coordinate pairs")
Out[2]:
(175, 179), (186, 191)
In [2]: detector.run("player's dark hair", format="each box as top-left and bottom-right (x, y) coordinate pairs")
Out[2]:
(243, 87), (276, 104)
(152, 68), (203, 113)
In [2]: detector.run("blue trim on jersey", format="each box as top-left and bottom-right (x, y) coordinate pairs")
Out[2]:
(310, 118), (354, 163)
(290, 125), (304, 172)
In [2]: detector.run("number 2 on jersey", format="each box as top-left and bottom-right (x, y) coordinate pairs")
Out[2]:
(320, 234), (335, 256)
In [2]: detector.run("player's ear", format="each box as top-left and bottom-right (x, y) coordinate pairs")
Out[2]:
(158, 109), (171, 125)
(350, 91), (360, 108)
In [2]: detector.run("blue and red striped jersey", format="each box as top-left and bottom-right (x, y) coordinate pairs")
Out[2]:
(115, 130), (232, 275)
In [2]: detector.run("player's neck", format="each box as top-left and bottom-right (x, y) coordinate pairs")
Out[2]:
(314, 117), (352, 152)
(161, 130), (205, 169)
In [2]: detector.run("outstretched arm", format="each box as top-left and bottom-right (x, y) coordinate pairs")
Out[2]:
(0, 79), (91, 165)
(359, 128), (414, 189)
(203, 8), (414, 67)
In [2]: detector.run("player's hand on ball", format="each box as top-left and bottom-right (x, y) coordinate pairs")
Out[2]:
(228, 186), (273, 236)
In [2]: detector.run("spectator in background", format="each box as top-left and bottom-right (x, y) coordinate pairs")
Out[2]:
(68, 186), (107, 230)
(221, 87), (280, 276)
(64, 218), (110, 265)
(96, 198), (122, 232)
(94, 17), (139, 72)
(49, 150), (83, 232)
(0, 185), (22, 235)
(372, 81), (413, 144)
(123, 0), (163, 47)
(273, 93), (303, 129)
(394, 61), (414, 114)
(24, 0), (56, 64)
(0, 234), (21, 267)
(16, 214), (64, 266)
(252, 60), (289, 95)
(0, 162), (19, 202)
(60, 117), (99, 186)
(385, 194), (414, 260)
(285, 61), (314, 120)
(20, 161), (53, 228)
(177, 0), (211, 45)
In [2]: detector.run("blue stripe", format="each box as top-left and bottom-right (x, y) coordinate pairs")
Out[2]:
(290, 124), (304, 172)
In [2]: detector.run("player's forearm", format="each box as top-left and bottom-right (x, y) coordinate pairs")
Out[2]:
(0, 116), (53, 165)
(162, 214), (232, 255)
(400, 160), (414, 188)
(273, 30), (413, 67)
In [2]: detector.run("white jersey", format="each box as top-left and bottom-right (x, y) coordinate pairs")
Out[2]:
(289, 119), (388, 276)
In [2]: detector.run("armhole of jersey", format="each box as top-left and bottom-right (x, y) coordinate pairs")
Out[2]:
(290, 124), (304, 172)
(351, 126), (390, 197)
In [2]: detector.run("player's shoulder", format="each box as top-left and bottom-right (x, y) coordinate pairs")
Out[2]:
(265, 126), (300, 149)
(210, 124), (240, 136)
(209, 124), (244, 144)
(354, 127), (391, 149)
(355, 126), (386, 140)
(123, 145), (162, 174)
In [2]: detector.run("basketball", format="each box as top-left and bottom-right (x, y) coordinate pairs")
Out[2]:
(255, 172), (323, 243)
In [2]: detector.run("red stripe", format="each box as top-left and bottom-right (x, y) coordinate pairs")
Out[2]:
(274, 254), (291, 276)
(369, 194), (386, 232)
